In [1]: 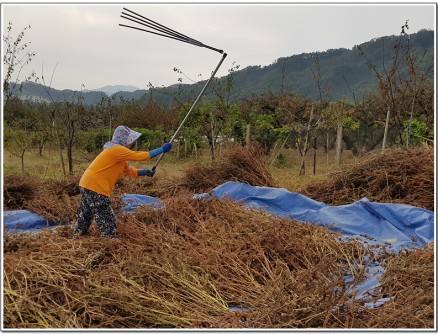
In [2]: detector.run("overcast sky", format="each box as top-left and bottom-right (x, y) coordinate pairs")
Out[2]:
(2, 2), (436, 91)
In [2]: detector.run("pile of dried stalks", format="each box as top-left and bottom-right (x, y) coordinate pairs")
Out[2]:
(4, 195), (376, 329)
(179, 144), (275, 193)
(360, 243), (434, 328)
(114, 174), (179, 199)
(303, 148), (434, 211)
(3, 173), (175, 224)
(4, 174), (81, 223)
(4, 174), (39, 208)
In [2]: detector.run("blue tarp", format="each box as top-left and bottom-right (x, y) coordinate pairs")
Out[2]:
(3, 210), (56, 233)
(122, 194), (160, 212)
(207, 181), (434, 253)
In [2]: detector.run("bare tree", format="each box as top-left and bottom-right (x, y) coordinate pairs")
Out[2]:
(401, 27), (434, 147)
(3, 21), (37, 109)
(358, 21), (407, 151)
(4, 128), (34, 173)
(299, 104), (314, 175)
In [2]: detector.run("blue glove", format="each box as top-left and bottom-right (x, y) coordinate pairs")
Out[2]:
(138, 168), (155, 177)
(162, 142), (172, 153)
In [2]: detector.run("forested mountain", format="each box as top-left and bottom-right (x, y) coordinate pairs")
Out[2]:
(13, 29), (434, 106)
(231, 29), (434, 100)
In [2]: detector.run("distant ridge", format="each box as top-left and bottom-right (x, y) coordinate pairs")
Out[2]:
(84, 85), (140, 95)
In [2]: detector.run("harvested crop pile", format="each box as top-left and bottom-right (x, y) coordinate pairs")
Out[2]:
(4, 174), (39, 208)
(25, 176), (80, 223)
(4, 195), (378, 329)
(179, 143), (275, 193)
(114, 174), (180, 198)
(361, 244), (434, 328)
(2, 174), (178, 228)
(4, 174), (81, 223)
(303, 148), (434, 211)
(2, 173), (166, 224)
(3, 147), (434, 329)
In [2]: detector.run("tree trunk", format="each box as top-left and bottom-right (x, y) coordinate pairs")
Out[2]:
(67, 122), (75, 175)
(20, 152), (25, 173)
(269, 132), (291, 165)
(406, 96), (416, 148)
(245, 123), (251, 145)
(210, 111), (215, 161)
(59, 144), (66, 176)
(335, 122), (343, 166)
(382, 104), (391, 151)
(193, 142), (198, 159)
(67, 144), (73, 175)
(176, 140), (180, 159)
(38, 139), (44, 156)
(299, 105), (314, 175)
(313, 138), (317, 175)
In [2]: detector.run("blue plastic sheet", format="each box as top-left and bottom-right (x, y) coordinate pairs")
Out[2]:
(206, 181), (434, 307)
(122, 194), (160, 212)
(208, 181), (434, 252)
(3, 210), (55, 233)
(119, 181), (434, 250)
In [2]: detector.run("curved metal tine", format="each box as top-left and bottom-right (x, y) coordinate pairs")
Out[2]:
(119, 23), (210, 53)
(122, 7), (203, 46)
(121, 8), (223, 53)
(120, 8), (224, 54)
(120, 15), (204, 47)
(119, 23), (206, 48)
(120, 22), (223, 54)
(120, 12), (196, 44)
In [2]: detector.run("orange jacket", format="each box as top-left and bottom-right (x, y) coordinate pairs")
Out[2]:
(79, 145), (151, 197)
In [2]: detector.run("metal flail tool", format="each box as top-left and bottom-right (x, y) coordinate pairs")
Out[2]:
(119, 8), (227, 172)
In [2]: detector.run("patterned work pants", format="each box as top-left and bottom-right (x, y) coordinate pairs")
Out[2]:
(74, 187), (117, 238)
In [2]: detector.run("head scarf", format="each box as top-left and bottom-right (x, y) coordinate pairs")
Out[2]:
(103, 126), (142, 149)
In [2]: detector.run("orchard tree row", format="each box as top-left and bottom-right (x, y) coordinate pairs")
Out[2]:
(4, 74), (433, 175)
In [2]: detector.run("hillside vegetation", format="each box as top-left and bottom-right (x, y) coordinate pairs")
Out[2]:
(13, 29), (434, 105)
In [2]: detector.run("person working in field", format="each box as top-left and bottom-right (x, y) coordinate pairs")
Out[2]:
(73, 125), (172, 239)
